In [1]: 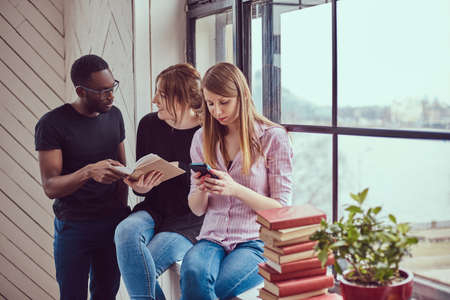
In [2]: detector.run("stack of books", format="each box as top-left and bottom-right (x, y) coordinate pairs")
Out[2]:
(256, 204), (342, 300)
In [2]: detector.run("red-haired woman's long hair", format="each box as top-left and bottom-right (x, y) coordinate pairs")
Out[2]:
(156, 63), (202, 123)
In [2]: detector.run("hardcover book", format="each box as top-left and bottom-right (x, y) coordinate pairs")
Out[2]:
(260, 233), (311, 248)
(259, 289), (343, 300)
(265, 254), (335, 274)
(260, 224), (321, 242)
(308, 294), (343, 300)
(264, 274), (334, 297)
(256, 204), (326, 230)
(112, 153), (185, 182)
(258, 263), (326, 282)
(264, 247), (316, 264)
(259, 287), (327, 300)
(265, 241), (318, 255)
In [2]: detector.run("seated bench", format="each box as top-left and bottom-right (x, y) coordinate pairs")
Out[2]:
(158, 261), (263, 300)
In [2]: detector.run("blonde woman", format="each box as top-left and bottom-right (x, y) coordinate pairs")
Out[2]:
(180, 62), (293, 299)
(114, 64), (204, 300)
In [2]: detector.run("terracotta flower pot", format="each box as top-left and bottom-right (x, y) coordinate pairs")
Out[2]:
(339, 269), (414, 300)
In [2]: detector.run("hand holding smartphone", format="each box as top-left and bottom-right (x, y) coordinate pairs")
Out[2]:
(189, 163), (218, 179)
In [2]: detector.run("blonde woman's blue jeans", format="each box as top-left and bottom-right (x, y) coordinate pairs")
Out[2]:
(180, 239), (265, 300)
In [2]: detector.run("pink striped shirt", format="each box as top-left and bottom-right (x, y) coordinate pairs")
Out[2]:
(189, 122), (293, 252)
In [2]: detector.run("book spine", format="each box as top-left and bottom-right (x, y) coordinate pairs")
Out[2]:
(279, 241), (318, 254)
(268, 215), (326, 230)
(259, 265), (327, 282)
(277, 275), (334, 296)
(281, 255), (335, 273)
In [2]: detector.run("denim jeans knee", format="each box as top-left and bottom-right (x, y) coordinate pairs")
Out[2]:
(114, 210), (156, 245)
(116, 211), (193, 300)
(180, 240), (225, 300)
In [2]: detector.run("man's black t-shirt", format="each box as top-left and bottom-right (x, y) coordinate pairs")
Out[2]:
(35, 103), (128, 220)
(133, 112), (204, 243)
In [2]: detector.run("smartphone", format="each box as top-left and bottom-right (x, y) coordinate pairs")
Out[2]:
(189, 163), (218, 178)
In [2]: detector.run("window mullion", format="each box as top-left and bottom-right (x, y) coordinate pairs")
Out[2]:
(262, 1), (281, 123)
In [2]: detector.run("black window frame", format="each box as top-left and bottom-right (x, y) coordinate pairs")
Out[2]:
(187, 0), (450, 221)
(187, 3), (450, 296)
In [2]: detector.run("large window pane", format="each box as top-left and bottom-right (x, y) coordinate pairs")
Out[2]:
(291, 132), (332, 220)
(338, 0), (450, 131)
(339, 135), (450, 284)
(251, 12), (262, 114)
(280, 3), (332, 125)
(195, 11), (233, 76)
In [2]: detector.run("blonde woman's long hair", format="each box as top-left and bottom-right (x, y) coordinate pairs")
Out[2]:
(156, 63), (202, 123)
(201, 62), (280, 174)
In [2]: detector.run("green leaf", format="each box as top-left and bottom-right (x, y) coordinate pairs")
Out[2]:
(334, 261), (343, 274)
(372, 206), (382, 215)
(359, 188), (369, 202)
(348, 227), (359, 241)
(331, 241), (347, 248)
(397, 223), (409, 234)
(346, 205), (363, 214)
(350, 193), (360, 202)
(389, 214), (397, 224)
(385, 233), (398, 242)
(318, 250), (329, 267)
(406, 237), (419, 245)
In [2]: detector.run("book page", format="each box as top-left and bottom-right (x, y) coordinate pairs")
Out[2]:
(135, 153), (160, 167)
(111, 165), (133, 175)
(111, 154), (185, 182)
(130, 157), (185, 182)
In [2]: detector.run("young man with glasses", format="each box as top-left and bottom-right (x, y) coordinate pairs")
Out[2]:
(35, 54), (130, 299)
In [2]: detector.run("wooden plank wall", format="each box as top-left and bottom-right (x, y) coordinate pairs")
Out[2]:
(0, 0), (64, 298)
(0, 0), (137, 299)
(64, 0), (136, 179)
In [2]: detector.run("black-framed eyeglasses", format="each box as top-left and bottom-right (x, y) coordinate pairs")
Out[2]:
(77, 80), (120, 98)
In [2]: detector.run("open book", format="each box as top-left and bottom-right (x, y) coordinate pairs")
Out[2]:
(112, 153), (185, 182)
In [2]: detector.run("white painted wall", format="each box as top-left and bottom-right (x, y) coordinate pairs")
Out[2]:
(0, 0), (187, 298)
(134, 0), (152, 123)
(150, 0), (187, 110)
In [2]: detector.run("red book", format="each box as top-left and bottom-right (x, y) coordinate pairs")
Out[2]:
(309, 294), (343, 300)
(260, 232), (311, 247)
(264, 274), (334, 297)
(256, 204), (326, 230)
(266, 241), (318, 255)
(259, 263), (326, 282)
(264, 248), (316, 265)
(259, 287), (328, 300)
(265, 254), (335, 273)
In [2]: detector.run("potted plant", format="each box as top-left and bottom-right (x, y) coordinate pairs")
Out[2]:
(310, 188), (418, 300)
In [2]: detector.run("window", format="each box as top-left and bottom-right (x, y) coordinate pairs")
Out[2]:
(281, 3), (332, 125)
(187, 0), (450, 292)
(338, 0), (450, 131)
(291, 132), (333, 219)
(195, 10), (233, 76)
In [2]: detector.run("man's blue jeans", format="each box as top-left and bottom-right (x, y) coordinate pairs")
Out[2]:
(114, 211), (193, 300)
(53, 216), (123, 300)
(180, 239), (265, 300)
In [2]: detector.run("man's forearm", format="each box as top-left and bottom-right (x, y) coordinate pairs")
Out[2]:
(43, 165), (91, 199)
